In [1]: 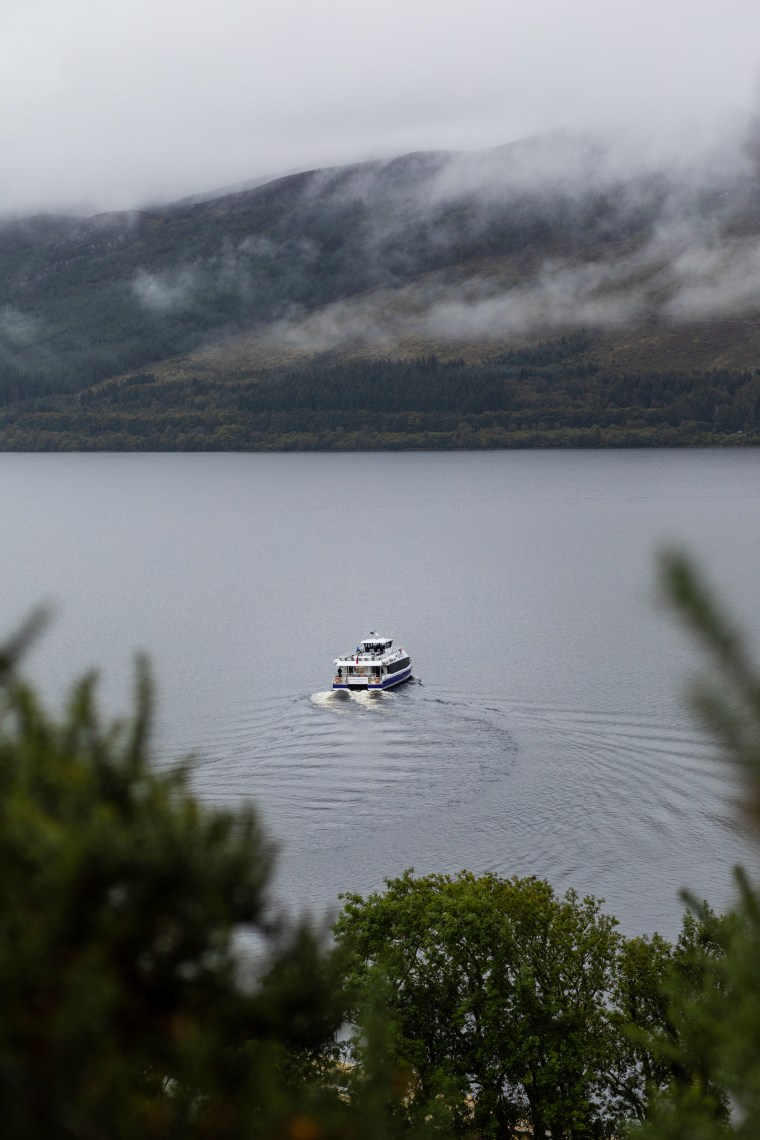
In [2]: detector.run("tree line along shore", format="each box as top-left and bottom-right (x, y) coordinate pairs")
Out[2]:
(1, 351), (759, 450)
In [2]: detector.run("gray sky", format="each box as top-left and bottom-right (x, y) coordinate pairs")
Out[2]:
(2, 0), (760, 216)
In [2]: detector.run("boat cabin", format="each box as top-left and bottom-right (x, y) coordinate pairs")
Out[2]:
(360, 635), (393, 655)
(332, 630), (412, 690)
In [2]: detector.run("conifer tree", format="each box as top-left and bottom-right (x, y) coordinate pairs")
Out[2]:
(0, 614), (357, 1139)
(634, 555), (760, 1138)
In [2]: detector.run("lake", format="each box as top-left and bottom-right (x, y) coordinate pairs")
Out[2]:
(2, 449), (759, 936)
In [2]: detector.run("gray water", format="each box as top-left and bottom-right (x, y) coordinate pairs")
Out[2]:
(2, 450), (759, 936)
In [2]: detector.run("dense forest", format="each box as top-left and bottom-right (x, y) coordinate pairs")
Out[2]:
(1, 343), (758, 450)
(1, 136), (760, 449)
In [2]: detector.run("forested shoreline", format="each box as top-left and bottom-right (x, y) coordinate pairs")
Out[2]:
(1, 351), (758, 450)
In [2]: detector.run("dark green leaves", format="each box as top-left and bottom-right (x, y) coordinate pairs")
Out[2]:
(0, 636), (350, 1139)
(335, 870), (635, 1138)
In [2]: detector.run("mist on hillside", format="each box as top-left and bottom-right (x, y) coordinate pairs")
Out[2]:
(3, 117), (760, 398)
(131, 119), (760, 350)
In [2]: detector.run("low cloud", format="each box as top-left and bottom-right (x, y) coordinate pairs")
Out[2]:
(418, 230), (760, 341)
(252, 228), (760, 357)
(424, 258), (647, 341)
(132, 266), (198, 313)
(237, 234), (277, 258)
(664, 238), (760, 321)
(0, 306), (39, 346)
(129, 126), (760, 352)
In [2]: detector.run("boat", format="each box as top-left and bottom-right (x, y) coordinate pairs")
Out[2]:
(333, 632), (412, 691)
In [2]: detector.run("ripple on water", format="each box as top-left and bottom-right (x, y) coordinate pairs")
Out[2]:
(155, 682), (755, 930)
(174, 685), (516, 838)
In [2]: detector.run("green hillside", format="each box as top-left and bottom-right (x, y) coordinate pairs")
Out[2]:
(1, 136), (760, 449)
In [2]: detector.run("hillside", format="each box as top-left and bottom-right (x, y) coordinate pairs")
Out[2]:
(1, 133), (760, 449)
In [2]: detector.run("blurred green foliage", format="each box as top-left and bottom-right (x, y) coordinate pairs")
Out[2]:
(628, 556), (760, 1138)
(0, 624), (373, 1138)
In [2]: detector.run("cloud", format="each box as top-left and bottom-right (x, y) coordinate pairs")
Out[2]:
(237, 235), (277, 258)
(424, 261), (647, 341)
(132, 267), (198, 313)
(117, 125), (760, 354)
(242, 129), (760, 350)
(0, 307), (39, 346)
(248, 226), (760, 357)
(131, 227), (327, 326)
(0, 306), (55, 384)
(665, 239), (760, 320)
(1, 0), (760, 215)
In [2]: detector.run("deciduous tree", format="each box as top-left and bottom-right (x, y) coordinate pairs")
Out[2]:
(335, 870), (627, 1138)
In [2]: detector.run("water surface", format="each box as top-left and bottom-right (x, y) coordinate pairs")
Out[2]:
(2, 450), (759, 935)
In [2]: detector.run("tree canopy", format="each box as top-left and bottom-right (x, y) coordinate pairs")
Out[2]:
(333, 870), (735, 1139)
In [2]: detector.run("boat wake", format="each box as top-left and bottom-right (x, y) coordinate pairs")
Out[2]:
(352, 689), (397, 708)
(309, 690), (350, 711)
(310, 688), (397, 711)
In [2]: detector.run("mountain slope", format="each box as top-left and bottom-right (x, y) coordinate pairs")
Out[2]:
(1, 131), (760, 448)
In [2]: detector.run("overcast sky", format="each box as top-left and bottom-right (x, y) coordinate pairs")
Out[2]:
(2, 0), (760, 217)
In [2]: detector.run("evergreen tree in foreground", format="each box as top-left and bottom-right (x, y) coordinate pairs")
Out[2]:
(0, 614), (359, 1139)
(631, 555), (760, 1138)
